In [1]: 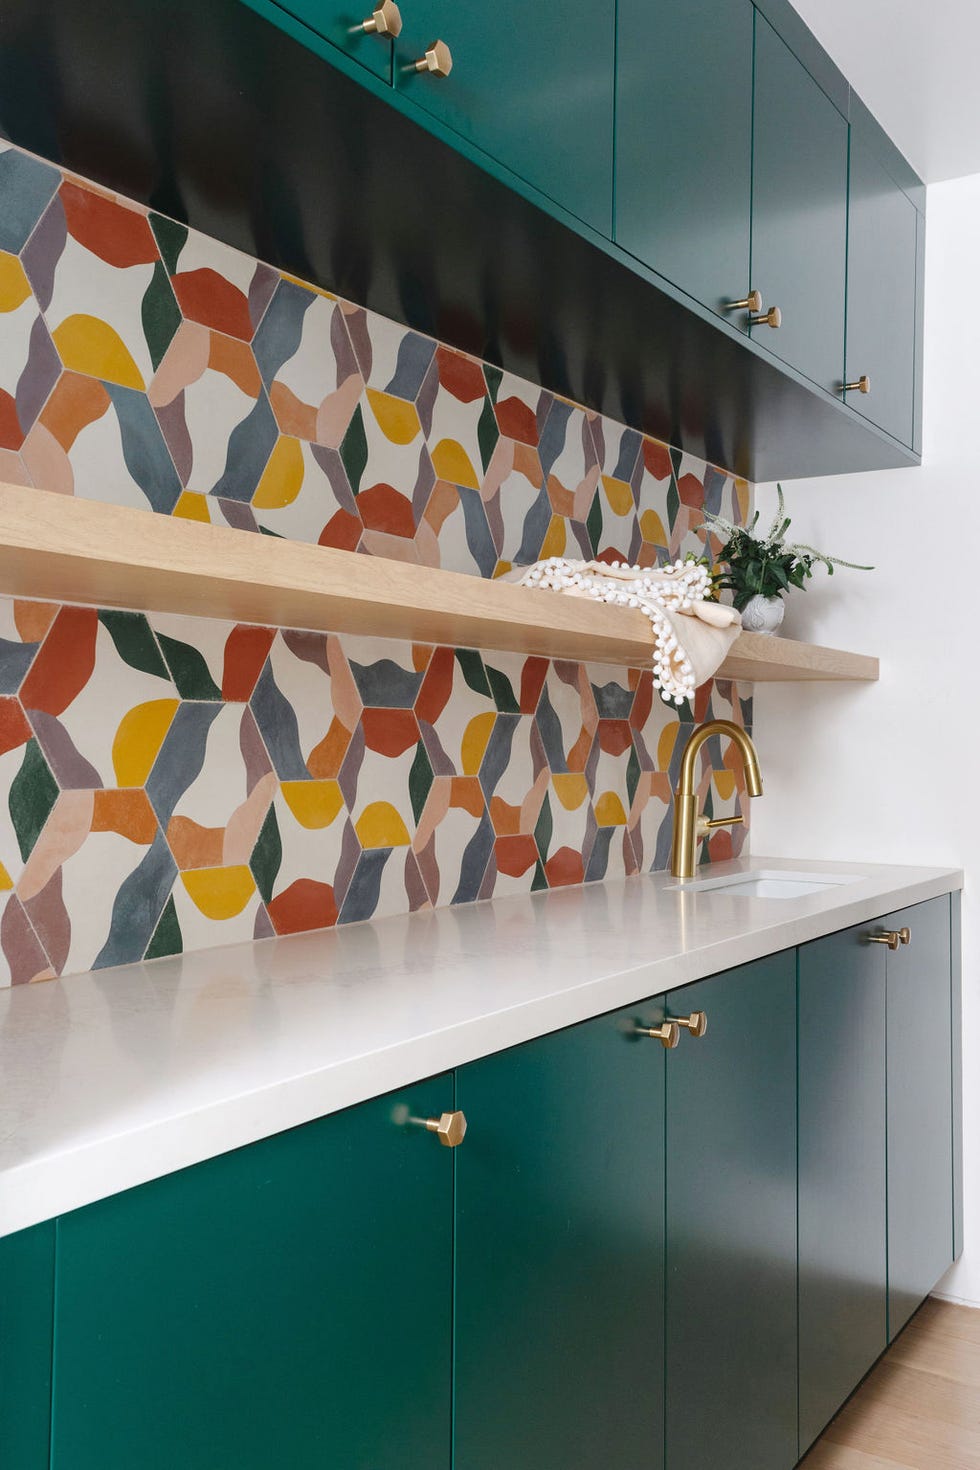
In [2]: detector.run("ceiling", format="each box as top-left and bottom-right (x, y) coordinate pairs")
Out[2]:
(791, 0), (980, 183)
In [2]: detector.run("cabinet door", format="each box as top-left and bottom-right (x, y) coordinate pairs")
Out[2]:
(615, 0), (754, 319)
(845, 132), (919, 446)
(751, 13), (848, 390)
(265, 0), (394, 82)
(665, 952), (798, 1470)
(51, 1078), (454, 1470)
(886, 895), (954, 1337)
(454, 999), (666, 1470)
(799, 925), (886, 1452)
(393, 0), (615, 235)
(0, 1222), (55, 1469)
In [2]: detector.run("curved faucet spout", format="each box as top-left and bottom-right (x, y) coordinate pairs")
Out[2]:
(670, 720), (763, 880)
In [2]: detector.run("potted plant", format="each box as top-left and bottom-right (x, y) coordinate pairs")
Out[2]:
(699, 485), (872, 634)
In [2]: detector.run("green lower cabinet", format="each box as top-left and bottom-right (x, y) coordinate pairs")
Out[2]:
(3, 903), (962, 1468)
(886, 896), (954, 1338)
(0, 1221), (55, 1468)
(798, 924), (887, 1453)
(453, 999), (667, 1470)
(664, 953), (798, 1470)
(50, 1077), (455, 1470)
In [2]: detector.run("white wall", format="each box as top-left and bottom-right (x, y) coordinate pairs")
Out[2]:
(751, 171), (979, 1306)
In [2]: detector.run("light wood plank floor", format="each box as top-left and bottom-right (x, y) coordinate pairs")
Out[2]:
(801, 1299), (980, 1470)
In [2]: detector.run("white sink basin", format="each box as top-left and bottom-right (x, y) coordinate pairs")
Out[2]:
(668, 869), (862, 900)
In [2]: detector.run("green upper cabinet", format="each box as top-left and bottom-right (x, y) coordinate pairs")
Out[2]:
(886, 896), (954, 1338)
(267, 0), (395, 80)
(751, 13), (849, 391)
(615, 0), (754, 319)
(50, 1078), (455, 1470)
(664, 953), (798, 1470)
(798, 923), (887, 1454)
(845, 127), (919, 446)
(454, 998), (667, 1470)
(392, 0), (615, 234)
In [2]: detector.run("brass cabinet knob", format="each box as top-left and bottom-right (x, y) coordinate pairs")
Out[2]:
(412, 39), (453, 76)
(750, 304), (782, 329)
(423, 1110), (467, 1147)
(898, 926), (911, 945)
(634, 1020), (680, 1049)
(357, 1), (402, 36)
(725, 290), (763, 314)
(671, 1009), (708, 1039)
(867, 930), (902, 951)
(844, 375), (871, 394)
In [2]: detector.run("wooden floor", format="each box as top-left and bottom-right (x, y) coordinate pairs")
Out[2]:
(801, 1299), (980, 1469)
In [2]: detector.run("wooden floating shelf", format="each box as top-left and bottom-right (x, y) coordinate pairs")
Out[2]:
(0, 485), (879, 684)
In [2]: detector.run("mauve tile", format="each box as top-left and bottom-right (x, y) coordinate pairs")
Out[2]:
(1, 892), (53, 984)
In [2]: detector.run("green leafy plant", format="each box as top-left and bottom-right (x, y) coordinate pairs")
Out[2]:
(699, 485), (872, 612)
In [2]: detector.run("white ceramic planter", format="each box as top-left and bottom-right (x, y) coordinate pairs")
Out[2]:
(740, 594), (785, 635)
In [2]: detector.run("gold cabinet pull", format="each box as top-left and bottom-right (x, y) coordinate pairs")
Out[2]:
(724, 290), (763, 314)
(671, 1010), (708, 1039)
(355, 0), (402, 36)
(866, 927), (910, 951)
(844, 375), (871, 395)
(422, 1110), (467, 1147)
(411, 39), (453, 76)
(749, 304), (782, 329)
(634, 1021), (680, 1049)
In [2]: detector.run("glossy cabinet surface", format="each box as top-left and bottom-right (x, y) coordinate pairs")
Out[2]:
(615, 0), (754, 319)
(393, 0), (615, 234)
(454, 999), (666, 1470)
(798, 922), (887, 1453)
(886, 897), (954, 1337)
(751, 12), (849, 391)
(50, 1077), (455, 1470)
(269, 0), (394, 80)
(665, 954), (798, 1470)
(845, 131), (919, 446)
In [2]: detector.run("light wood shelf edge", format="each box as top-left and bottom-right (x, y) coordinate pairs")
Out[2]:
(0, 485), (879, 684)
(721, 631), (878, 683)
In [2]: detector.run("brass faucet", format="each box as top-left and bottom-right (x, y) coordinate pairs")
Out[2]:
(670, 720), (763, 880)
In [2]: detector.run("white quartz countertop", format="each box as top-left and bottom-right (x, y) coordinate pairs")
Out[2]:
(0, 855), (962, 1238)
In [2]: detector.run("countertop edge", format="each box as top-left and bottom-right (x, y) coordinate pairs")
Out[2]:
(0, 860), (963, 1238)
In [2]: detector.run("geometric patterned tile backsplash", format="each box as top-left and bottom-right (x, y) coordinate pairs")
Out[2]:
(0, 141), (753, 983)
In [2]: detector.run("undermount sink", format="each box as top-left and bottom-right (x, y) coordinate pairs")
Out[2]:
(668, 869), (863, 900)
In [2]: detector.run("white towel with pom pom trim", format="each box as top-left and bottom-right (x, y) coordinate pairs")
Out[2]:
(505, 557), (741, 706)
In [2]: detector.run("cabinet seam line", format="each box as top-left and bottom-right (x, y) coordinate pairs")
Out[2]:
(795, 946), (801, 1461)
(47, 1217), (59, 1470)
(611, 0), (619, 242)
(748, 10), (757, 294)
(450, 1069), (458, 1470)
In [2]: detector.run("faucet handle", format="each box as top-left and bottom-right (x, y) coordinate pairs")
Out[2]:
(696, 814), (744, 840)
